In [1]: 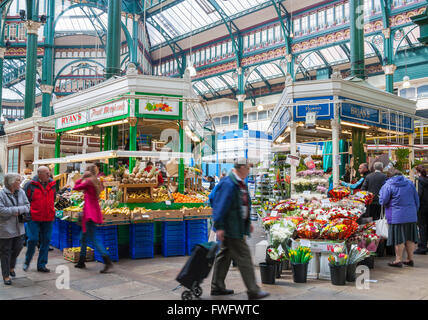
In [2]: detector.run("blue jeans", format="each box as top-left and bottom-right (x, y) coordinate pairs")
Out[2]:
(80, 221), (108, 258)
(25, 221), (53, 269)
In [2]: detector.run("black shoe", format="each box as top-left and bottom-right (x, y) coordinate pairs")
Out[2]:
(414, 249), (427, 255)
(37, 267), (50, 273)
(23, 263), (29, 272)
(74, 256), (86, 269)
(248, 291), (270, 300)
(211, 289), (234, 296)
(49, 246), (54, 251)
(100, 255), (113, 273)
(3, 278), (12, 285)
(9, 271), (16, 277)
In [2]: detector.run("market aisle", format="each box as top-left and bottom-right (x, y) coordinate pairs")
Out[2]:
(3, 221), (428, 300)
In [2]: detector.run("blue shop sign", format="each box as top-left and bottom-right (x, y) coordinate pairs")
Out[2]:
(381, 112), (413, 130)
(340, 103), (380, 124)
(294, 96), (333, 121)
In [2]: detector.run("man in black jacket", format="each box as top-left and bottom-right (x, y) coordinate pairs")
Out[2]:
(361, 162), (387, 221)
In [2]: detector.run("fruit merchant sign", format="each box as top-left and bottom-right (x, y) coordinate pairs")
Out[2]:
(139, 99), (180, 116)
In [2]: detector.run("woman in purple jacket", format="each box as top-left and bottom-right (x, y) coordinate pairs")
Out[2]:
(379, 169), (420, 267)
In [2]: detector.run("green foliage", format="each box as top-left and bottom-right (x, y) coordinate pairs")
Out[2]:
(394, 148), (411, 173)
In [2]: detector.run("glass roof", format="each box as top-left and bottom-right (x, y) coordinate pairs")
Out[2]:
(55, 7), (108, 33)
(147, 0), (270, 46)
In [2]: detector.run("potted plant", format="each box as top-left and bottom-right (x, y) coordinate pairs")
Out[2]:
(287, 246), (313, 283)
(266, 247), (286, 278)
(346, 245), (370, 282)
(328, 245), (348, 285)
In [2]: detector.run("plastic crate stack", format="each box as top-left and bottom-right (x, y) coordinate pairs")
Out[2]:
(50, 218), (60, 249)
(162, 221), (185, 257)
(71, 223), (81, 247)
(58, 219), (72, 250)
(129, 223), (154, 259)
(88, 225), (119, 263)
(185, 219), (209, 255)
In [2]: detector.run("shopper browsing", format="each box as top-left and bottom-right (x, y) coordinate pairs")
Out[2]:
(361, 162), (387, 221)
(379, 169), (420, 267)
(340, 163), (369, 192)
(414, 165), (428, 255)
(145, 161), (164, 186)
(210, 159), (270, 300)
(23, 166), (57, 273)
(73, 164), (113, 273)
(0, 174), (30, 285)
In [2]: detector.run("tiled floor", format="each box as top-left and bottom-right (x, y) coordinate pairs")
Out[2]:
(2, 221), (428, 300)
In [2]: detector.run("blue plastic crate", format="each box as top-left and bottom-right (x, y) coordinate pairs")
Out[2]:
(130, 247), (154, 259)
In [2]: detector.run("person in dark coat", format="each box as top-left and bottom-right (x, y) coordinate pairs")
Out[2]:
(361, 162), (387, 221)
(414, 165), (428, 255)
(379, 169), (419, 267)
(340, 163), (369, 192)
(210, 160), (269, 300)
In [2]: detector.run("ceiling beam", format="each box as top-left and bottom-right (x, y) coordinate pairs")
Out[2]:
(253, 68), (272, 92)
(218, 75), (237, 95)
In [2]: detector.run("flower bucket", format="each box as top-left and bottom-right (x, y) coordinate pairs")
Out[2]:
(346, 264), (357, 282)
(282, 260), (290, 271)
(259, 263), (276, 284)
(329, 265), (347, 285)
(291, 263), (308, 283)
(358, 255), (374, 269)
(275, 262), (282, 278)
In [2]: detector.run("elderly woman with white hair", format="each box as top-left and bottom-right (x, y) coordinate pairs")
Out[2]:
(0, 173), (30, 285)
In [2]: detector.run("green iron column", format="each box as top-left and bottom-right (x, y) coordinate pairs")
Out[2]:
(41, 0), (55, 116)
(237, 68), (245, 130)
(54, 133), (61, 175)
(350, 0), (365, 79)
(105, 0), (122, 168)
(129, 118), (137, 173)
(131, 13), (139, 65)
(24, 0), (41, 119)
(0, 47), (5, 127)
(103, 127), (111, 174)
(381, 1), (395, 93)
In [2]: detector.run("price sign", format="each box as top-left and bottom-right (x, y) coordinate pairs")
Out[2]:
(297, 198), (305, 204)
(321, 199), (331, 207)
(165, 200), (172, 206)
(303, 191), (311, 195)
(305, 112), (316, 128)
(286, 154), (300, 167)
(300, 239), (311, 248)
(270, 210), (278, 217)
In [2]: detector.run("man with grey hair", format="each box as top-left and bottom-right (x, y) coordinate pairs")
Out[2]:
(362, 162), (387, 221)
(23, 166), (57, 272)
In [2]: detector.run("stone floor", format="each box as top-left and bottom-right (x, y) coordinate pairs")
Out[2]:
(2, 221), (428, 300)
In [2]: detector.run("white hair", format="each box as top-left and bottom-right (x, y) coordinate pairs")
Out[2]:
(37, 166), (50, 175)
(373, 162), (384, 171)
(4, 173), (21, 190)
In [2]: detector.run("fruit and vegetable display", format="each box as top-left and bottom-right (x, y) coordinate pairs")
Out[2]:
(128, 191), (151, 202)
(102, 207), (131, 216)
(172, 192), (205, 203)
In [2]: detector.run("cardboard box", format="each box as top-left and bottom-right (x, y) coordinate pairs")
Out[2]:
(156, 210), (183, 221)
(63, 248), (94, 263)
(102, 213), (130, 224)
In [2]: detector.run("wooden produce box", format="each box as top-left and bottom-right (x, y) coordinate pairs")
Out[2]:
(63, 247), (94, 263)
(181, 207), (201, 217)
(63, 210), (82, 222)
(102, 213), (130, 225)
(155, 209), (184, 222)
(131, 211), (155, 223)
(120, 183), (157, 203)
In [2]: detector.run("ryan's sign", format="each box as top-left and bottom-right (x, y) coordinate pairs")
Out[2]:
(57, 112), (87, 129)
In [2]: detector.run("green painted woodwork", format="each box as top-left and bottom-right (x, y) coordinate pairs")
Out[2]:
(350, 0), (365, 79)
(54, 133), (61, 175)
(56, 114), (129, 133)
(352, 127), (366, 178)
(411, 4), (428, 44)
(108, 125), (118, 168)
(178, 123), (185, 194)
(316, 67), (332, 80)
(103, 127), (111, 174)
(41, 0), (55, 117)
(129, 120), (137, 173)
(238, 70), (244, 129)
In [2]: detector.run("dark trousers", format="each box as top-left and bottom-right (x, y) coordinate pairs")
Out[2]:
(366, 204), (382, 221)
(0, 236), (24, 279)
(211, 237), (260, 295)
(417, 221), (428, 251)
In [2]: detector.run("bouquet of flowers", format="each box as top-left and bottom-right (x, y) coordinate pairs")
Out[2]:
(358, 234), (380, 252)
(296, 169), (325, 177)
(326, 207), (361, 221)
(349, 191), (375, 205)
(296, 221), (322, 239)
(347, 245), (371, 265)
(328, 245), (348, 266)
(266, 247), (287, 263)
(270, 220), (296, 248)
(328, 187), (351, 200)
(262, 217), (279, 231)
(287, 246), (313, 264)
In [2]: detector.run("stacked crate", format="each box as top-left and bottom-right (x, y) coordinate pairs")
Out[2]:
(58, 219), (72, 250)
(161, 221), (185, 257)
(129, 223), (154, 259)
(50, 218), (60, 249)
(91, 225), (119, 262)
(117, 225), (130, 258)
(71, 223), (81, 248)
(185, 219), (209, 255)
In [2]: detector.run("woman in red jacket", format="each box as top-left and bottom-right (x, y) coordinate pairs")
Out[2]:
(73, 164), (112, 273)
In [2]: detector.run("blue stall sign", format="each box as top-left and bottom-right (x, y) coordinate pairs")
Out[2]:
(381, 112), (412, 130)
(294, 96), (333, 121)
(341, 103), (380, 124)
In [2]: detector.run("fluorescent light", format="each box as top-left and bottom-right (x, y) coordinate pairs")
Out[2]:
(378, 128), (407, 135)
(257, 104), (264, 111)
(67, 126), (93, 134)
(186, 62), (197, 77)
(315, 127), (332, 132)
(340, 121), (370, 130)
(97, 119), (128, 128)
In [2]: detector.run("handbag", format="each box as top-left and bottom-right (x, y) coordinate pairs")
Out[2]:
(375, 206), (388, 239)
(18, 211), (32, 223)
